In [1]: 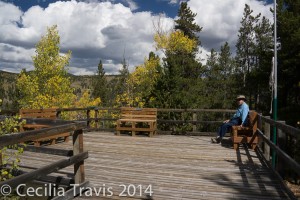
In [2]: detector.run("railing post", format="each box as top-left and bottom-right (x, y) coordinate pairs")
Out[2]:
(86, 109), (90, 130)
(277, 121), (286, 178)
(264, 116), (271, 161)
(258, 113), (263, 149)
(95, 109), (99, 129)
(73, 129), (85, 184)
(193, 112), (197, 133)
(56, 110), (61, 119)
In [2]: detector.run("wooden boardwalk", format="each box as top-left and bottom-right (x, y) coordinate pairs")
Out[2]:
(19, 132), (294, 200)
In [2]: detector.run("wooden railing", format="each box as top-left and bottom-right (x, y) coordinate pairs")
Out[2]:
(1, 108), (236, 134)
(256, 114), (300, 180)
(0, 119), (88, 199)
(54, 107), (236, 134)
(1, 107), (299, 190)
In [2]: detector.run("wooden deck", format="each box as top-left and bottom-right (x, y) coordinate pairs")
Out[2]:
(19, 132), (294, 200)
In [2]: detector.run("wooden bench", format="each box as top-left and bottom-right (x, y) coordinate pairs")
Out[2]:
(20, 108), (70, 147)
(231, 111), (258, 150)
(116, 107), (157, 137)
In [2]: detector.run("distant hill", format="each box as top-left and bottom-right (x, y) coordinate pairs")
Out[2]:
(0, 70), (119, 107)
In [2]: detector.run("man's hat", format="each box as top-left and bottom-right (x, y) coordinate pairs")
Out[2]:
(236, 95), (246, 101)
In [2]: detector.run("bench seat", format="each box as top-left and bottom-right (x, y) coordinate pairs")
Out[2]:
(116, 107), (157, 137)
(20, 108), (70, 146)
(231, 111), (258, 150)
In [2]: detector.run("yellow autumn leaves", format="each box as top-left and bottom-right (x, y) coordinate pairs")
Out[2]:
(16, 25), (197, 110)
(154, 30), (197, 54)
(16, 25), (100, 110)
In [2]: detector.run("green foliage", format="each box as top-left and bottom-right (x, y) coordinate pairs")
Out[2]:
(203, 43), (237, 109)
(235, 4), (273, 111)
(92, 60), (108, 105)
(116, 52), (161, 107)
(110, 59), (130, 107)
(277, 0), (300, 109)
(0, 99), (25, 182)
(153, 2), (204, 109)
(175, 2), (202, 46)
(16, 25), (76, 109)
(0, 74), (5, 103)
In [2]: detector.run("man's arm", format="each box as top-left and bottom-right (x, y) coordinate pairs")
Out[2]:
(240, 104), (249, 126)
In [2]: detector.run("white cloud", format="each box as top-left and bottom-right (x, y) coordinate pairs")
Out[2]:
(188, 0), (273, 53)
(0, 0), (273, 75)
(0, 0), (175, 74)
(123, 0), (138, 11)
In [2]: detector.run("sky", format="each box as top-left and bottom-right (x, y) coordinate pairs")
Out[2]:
(0, 0), (273, 75)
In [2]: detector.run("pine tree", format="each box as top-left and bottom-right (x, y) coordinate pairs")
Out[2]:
(277, 0), (300, 109)
(92, 60), (108, 105)
(175, 2), (202, 46)
(236, 4), (261, 88)
(154, 2), (203, 109)
(204, 43), (236, 109)
(0, 73), (5, 105)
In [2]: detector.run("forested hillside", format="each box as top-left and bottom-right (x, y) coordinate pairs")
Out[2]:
(0, 70), (118, 109)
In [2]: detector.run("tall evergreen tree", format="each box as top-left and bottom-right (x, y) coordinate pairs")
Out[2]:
(253, 16), (273, 111)
(92, 60), (108, 105)
(175, 2), (202, 46)
(155, 2), (203, 109)
(236, 4), (261, 88)
(109, 58), (130, 107)
(0, 73), (5, 105)
(236, 4), (274, 112)
(204, 43), (236, 109)
(277, 0), (300, 110)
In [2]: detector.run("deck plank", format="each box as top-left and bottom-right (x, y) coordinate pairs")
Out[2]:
(19, 132), (293, 200)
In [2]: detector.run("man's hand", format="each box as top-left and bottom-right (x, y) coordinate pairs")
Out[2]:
(240, 124), (243, 128)
(223, 119), (230, 123)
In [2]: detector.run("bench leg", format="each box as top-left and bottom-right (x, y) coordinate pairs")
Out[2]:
(233, 143), (238, 150)
(34, 141), (41, 147)
(116, 131), (121, 136)
(132, 131), (136, 136)
(251, 144), (257, 150)
(51, 139), (56, 145)
(132, 122), (136, 136)
(149, 132), (153, 137)
(64, 136), (69, 142)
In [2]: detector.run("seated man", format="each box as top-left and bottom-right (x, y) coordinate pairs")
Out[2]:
(211, 95), (249, 143)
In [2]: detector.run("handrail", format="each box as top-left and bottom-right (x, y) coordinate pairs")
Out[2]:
(0, 120), (86, 149)
(257, 128), (300, 176)
(0, 119), (88, 198)
(260, 115), (300, 139)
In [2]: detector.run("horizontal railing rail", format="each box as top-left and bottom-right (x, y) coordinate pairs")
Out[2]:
(0, 120), (88, 199)
(256, 114), (300, 185)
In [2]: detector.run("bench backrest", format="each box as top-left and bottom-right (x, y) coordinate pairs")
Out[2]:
(19, 108), (57, 119)
(120, 107), (157, 120)
(248, 111), (258, 132)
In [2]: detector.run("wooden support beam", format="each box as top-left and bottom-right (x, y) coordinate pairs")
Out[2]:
(73, 129), (85, 184)
(0, 151), (88, 189)
(18, 145), (73, 157)
(264, 116), (271, 161)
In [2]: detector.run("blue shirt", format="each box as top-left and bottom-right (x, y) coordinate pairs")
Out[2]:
(232, 102), (249, 125)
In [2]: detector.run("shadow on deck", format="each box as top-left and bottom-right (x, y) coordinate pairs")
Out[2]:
(19, 132), (294, 200)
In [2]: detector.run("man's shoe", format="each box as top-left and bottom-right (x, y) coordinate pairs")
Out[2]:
(211, 137), (221, 144)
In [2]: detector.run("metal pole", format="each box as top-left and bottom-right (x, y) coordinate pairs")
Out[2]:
(272, 0), (278, 168)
